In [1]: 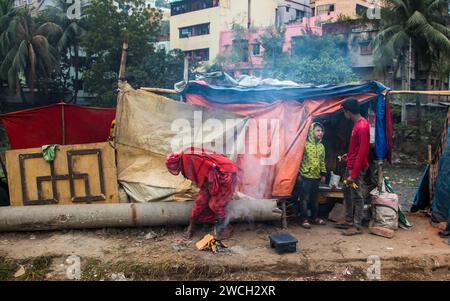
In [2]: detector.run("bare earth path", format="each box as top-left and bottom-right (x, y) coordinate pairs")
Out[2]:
(1, 164), (449, 281)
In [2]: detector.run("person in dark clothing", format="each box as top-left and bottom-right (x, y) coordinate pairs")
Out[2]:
(335, 98), (370, 236)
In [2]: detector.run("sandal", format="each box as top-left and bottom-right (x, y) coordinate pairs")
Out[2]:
(439, 229), (450, 238)
(342, 227), (362, 236)
(300, 220), (311, 229)
(313, 218), (326, 225)
(334, 221), (353, 229)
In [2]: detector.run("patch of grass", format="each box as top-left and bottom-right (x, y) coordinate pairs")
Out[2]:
(0, 257), (18, 280)
(81, 258), (109, 280)
(24, 255), (54, 280)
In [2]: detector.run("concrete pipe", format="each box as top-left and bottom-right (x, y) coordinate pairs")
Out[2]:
(0, 197), (281, 232)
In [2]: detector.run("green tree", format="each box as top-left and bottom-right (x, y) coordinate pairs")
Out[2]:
(207, 23), (258, 73)
(37, 0), (87, 103)
(81, 0), (162, 106)
(260, 29), (357, 85)
(0, 8), (62, 103)
(374, 0), (450, 88)
(0, 0), (14, 31)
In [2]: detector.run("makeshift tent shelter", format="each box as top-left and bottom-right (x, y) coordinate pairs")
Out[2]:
(114, 81), (391, 202)
(182, 80), (392, 199)
(412, 108), (450, 223)
(0, 103), (115, 149)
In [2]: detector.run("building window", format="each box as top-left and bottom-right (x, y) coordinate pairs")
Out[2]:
(171, 0), (219, 16)
(296, 9), (305, 20)
(185, 48), (210, 61)
(252, 43), (261, 56)
(233, 39), (249, 62)
(356, 4), (368, 16)
(317, 4), (335, 15)
(360, 42), (373, 55)
(286, 7), (290, 13)
(179, 23), (210, 38)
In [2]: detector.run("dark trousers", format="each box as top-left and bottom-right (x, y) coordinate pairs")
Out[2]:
(291, 175), (320, 221)
(343, 168), (367, 228)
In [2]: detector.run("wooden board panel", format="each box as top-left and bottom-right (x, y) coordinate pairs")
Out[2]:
(6, 142), (119, 206)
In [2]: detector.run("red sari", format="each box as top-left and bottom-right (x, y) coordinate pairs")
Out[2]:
(166, 147), (238, 222)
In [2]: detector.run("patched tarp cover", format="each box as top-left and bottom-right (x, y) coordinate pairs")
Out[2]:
(114, 83), (248, 202)
(184, 81), (392, 198)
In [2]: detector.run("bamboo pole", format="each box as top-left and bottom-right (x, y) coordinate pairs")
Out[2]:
(377, 161), (383, 193)
(140, 87), (178, 94)
(118, 39), (129, 83)
(428, 144), (433, 203)
(390, 90), (450, 96)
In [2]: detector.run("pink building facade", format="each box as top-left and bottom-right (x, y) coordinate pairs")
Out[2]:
(218, 13), (338, 76)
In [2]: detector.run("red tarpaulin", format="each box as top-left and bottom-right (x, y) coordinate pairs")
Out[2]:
(0, 103), (116, 150)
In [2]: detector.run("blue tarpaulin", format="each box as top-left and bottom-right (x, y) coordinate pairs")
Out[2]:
(184, 81), (388, 104)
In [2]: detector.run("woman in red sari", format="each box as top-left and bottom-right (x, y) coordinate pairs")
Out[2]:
(165, 147), (238, 240)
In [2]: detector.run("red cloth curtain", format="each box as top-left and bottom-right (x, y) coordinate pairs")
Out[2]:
(0, 103), (116, 150)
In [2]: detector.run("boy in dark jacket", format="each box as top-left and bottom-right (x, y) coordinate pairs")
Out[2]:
(293, 122), (327, 229)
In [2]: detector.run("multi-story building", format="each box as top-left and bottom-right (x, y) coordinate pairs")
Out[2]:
(219, 13), (337, 76)
(276, 0), (312, 26)
(322, 20), (379, 80)
(13, 0), (41, 10)
(169, 0), (312, 63)
(323, 20), (450, 102)
(311, 0), (371, 18)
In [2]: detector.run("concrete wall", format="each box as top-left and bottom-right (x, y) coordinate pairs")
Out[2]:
(313, 0), (370, 17)
(169, 0), (278, 62)
(218, 13), (337, 74)
(276, 0), (312, 24)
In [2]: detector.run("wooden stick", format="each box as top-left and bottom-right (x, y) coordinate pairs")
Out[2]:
(183, 55), (189, 83)
(140, 87), (178, 94)
(118, 38), (129, 82)
(281, 200), (287, 229)
(377, 161), (383, 193)
(428, 145), (433, 202)
(390, 90), (450, 96)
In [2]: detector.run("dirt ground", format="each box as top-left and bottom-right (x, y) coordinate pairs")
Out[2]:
(1, 163), (450, 281)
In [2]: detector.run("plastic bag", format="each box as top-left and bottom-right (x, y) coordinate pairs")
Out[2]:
(329, 171), (341, 188)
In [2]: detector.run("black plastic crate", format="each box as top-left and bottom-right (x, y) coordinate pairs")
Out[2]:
(269, 232), (298, 254)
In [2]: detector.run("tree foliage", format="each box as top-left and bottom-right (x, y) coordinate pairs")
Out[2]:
(260, 27), (358, 85)
(374, 0), (450, 84)
(81, 0), (162, 106)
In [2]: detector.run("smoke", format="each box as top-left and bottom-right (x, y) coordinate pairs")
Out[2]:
(224, 192), (280, 227)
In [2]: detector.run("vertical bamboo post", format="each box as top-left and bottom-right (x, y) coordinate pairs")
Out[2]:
(61, 103), (66, 145)
(281, 200), (287, 229)
(118, 38), (129, 83)
(428, 144), (433, 202)
(377, 161), (383, 193)
(180, 55), (189, 102)
(183, 55), (189, 82)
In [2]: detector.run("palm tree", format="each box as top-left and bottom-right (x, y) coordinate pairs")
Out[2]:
(0, 9), (62, 103)
(0, 0), (14, 30)
(40, 0), (86, 103)
(374, 0), (450, 124)
(374, 0), (450, 88)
